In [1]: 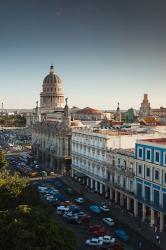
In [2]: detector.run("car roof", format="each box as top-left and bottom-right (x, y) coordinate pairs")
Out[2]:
(105, 217), (113, 221)
(116, 229), (126, 233)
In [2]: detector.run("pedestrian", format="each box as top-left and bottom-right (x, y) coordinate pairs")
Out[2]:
(156, 234), (160, 244)
(138, 241), (142, 248)
(154, 225), (158, 233)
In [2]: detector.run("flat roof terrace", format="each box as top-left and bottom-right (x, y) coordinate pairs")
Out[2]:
(141, 138), (166, 145)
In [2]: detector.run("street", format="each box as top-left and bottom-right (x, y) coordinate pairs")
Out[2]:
(42, 176), (161, 250)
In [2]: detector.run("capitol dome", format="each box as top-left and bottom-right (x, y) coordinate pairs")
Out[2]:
(43, 65), (61, 84)
(40, 65), (64, 110)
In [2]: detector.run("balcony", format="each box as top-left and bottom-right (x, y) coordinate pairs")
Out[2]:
(107, 165), (135, 178)
(135, 195), (166, 213)
(71, 164), (106, 183)
(72, 150), (106, 164)
(113, 183), (134, 196)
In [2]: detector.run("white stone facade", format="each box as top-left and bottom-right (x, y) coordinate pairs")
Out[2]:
(71, 129), (109, 194)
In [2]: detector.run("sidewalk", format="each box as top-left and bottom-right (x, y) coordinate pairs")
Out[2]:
(62, 175), (166, 250)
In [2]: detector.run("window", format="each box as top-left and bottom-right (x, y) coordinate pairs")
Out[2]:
(155, 170), (159, 180)
(164, 173), (166, 183)
(137, 183), (142, 198)
(163, 193), (166, 209)
(146, 167), (150, 177)
(138, 148), (143, 158)
(155, 151), (160, 163)
(146, 149), (151, 160)
(154, 190), (159, 206)
(163, 153), (166, 165)
(145, 186), (150, 202)
(138, 165), (142, 175)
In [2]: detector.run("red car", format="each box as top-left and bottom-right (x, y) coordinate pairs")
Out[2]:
(80, 215), (91, 223)
(92, 228), (110, 236)
(92, 244), (124, 250)
(89, 224), (103, 233)
(76, 189), (83, 195)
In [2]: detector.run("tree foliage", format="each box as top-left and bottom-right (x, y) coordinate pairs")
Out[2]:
(0, 205), (76, 250)
(0, 150), (8, 170)
(0, 171), (27, 209)
(0, 168), (77, 250)
(0, 114), (26, 127)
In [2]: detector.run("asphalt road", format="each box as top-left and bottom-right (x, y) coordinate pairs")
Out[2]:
(44, 177), (161, 250)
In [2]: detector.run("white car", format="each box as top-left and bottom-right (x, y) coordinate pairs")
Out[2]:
(99, 235), (116, 244)
(85, 238), (103, 246)
(56, 206), (70, 214)
(75, 197), (85, 204)
(103, 217), (115, 226)
(100, 205), (110, 212)
(46, 195), (54, 201)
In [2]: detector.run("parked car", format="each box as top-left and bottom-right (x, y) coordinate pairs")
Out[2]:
(54, 181), (63, 188)
(66, 188), (75, 195)
(75, 211), (86, 217)
(103, 217), (115, 226)
(98, 235), (116, 244)
(92, 244), (124, 250)
(79, 215), (91, 223)
(85, 238), (103, 246)
(89, 224), (103, 233)
(60, 200), (74, 206)
(75, 197), (85, 204)
(89, 205), (101, 214)
(100, 205), (110, 212)
(115, 230), (129, 242)
(75, 189), (83, 195)
(92, 228), (109, 236)
(56, 206), (70, 215)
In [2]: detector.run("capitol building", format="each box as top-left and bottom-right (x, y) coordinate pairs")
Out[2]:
(31, 65), (82, 174)
(40, 65), (64, 113)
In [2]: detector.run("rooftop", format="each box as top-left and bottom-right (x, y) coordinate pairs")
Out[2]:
(141, 138), (166, 145)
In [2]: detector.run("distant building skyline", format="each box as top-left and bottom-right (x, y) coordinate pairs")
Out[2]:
(0, 0), (166, 109)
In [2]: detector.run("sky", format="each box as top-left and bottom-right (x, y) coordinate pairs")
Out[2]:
(0, 0), (166, 110)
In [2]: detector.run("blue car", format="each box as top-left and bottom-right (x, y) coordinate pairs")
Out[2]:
(115, 229), (129, 242)
(54, 194), (68, 202)
(89, 205), (101, 214)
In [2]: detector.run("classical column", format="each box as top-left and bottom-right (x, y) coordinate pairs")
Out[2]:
(71, 168), (74, 178)
(142, 204), (146, 222)
(134, 199), (138, 217)
(100, 183), (103, 195)
(127, 196), (130, 210)
(86, 178), (89, 187)
(120, 193), (124, 207)
(95, 181), (98, 192)
(115, 190), (118, 203)
(105, 187), (108, 198)
(160, 213), (164, 232)
(110, 187), (113, 200)
(90, 179), (93, 189)
(150, 208), (155, 227)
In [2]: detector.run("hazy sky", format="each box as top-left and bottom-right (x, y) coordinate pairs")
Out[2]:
(0, 0), (166, 110)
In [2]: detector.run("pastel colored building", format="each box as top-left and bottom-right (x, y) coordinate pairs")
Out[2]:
(135, 138), (166, 231)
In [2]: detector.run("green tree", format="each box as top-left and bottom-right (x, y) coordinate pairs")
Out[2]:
(0, 154), (77, 250)
(0, 150), (7, 170)
(0, 205), (77, 250)
(0, 171), (27, 209)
